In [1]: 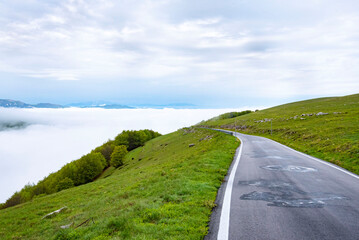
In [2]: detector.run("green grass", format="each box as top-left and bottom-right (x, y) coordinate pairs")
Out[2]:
(0, 128), (238, 239)
(199, 93), (359, 174)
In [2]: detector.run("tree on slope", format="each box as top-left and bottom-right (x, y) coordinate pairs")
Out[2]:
(111, 145), (128, 167)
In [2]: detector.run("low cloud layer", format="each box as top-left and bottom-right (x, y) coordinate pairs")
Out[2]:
(0, 107), (251, 202)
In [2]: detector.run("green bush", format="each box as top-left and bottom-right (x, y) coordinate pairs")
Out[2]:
(93, 141), (115, 166)
(56, 177), (74, 191)
(110, 145), (128, 168)
(218, 110), (252, 120)
(17, 183), (36, 203)
(114, 129), (161, 150)
(3, 192), (21, 208)
(33, 182), (46, 196)
(74, 152), (107, 185)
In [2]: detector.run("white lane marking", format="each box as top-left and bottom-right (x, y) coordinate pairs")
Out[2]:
(262, 137), (359, 180)
(217, 133), (243, 240)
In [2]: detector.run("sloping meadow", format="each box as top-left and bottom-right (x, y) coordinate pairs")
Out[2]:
(0, 128), (238, 239)
(199, 94), (359, 174)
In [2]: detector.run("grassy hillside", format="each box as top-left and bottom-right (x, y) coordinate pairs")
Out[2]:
(1, 130), (161, 210)
(199, 94), (359, 174)
(0, 128), (238, 239)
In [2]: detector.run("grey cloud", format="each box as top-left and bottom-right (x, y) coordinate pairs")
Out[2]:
(242, 40), (276, 52)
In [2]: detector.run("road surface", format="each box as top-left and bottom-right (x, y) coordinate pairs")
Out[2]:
(206, 131), (359, 240)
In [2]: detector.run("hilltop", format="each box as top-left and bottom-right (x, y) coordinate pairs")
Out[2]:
(199, 93), (359, 174)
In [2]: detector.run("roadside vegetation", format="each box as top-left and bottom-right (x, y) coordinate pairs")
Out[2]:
(1, 130), (161, 210)
(0, 128), (238, 239)
(208, 110), (253, 121)
(199, 93), (359, 174)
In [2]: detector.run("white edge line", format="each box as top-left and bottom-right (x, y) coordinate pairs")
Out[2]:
(264, 137), (359, 180)
(217, 132), (243, 240)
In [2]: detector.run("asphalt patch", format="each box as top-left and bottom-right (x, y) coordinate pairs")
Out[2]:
(238, 180), (305, 194)
(239, 180), (348, 208)
(261, 165), (317, 172)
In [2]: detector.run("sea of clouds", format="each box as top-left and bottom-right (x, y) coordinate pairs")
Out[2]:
(0, 107), (252, 203)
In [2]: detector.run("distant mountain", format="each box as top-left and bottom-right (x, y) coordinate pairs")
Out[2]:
(0, 99), (65, 109)
(32, 103), (64, 108)
(135, 103), (197, 109)
(0, 99), (134, 109)
(66, 101), (109, 108)
(66, 101), (133, 109)
(0, 99), (33, 108)
(0, 99), (196, 109)
(100, 104), (135, 109)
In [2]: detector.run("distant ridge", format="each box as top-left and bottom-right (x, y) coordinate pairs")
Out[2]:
(0, 99), (132, 109)
(134, 103), (197, 109)
(0, 99), (33, 108)
(0, 99), (65, 109)
(32, 103), (64, 108)
(0, 99), (197, 109)
(66, 101), (134, 109)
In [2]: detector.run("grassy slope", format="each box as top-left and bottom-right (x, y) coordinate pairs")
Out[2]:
(0, 128), (238, 240)
(199, 94), (359, 174)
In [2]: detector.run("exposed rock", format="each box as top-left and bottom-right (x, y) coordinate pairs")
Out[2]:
(60, 222), (74, 229)
(182, 127), (196, 134)
(42, 207), (68, 219)
(300, 118), (306, 120)
(255, 118), (272, 123)
(301, 113), (313, 117)
(199, 135), (213, 142)
(189, 144), (195, 147)
(316, 112), (328, 116)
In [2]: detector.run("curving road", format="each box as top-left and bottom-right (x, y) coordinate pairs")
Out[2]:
(206, 131), (359, 240)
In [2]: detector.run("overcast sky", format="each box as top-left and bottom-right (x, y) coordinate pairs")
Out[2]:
(0, 0), (358, 107)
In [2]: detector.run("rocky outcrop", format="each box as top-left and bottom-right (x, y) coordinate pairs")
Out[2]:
(42, 207), (67, 219)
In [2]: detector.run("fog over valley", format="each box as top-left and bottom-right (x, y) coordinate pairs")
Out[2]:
(0, 107), (253, 202)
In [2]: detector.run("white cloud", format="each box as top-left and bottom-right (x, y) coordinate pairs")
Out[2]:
(0, 0), (358, 101)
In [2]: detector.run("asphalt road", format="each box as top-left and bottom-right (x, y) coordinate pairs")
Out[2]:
(206, 131), (359, 240)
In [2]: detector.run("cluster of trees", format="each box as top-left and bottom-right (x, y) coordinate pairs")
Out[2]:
(114, 129), (161, 150)
(218, 110), (252, 120)
(1, 129), (161, 209)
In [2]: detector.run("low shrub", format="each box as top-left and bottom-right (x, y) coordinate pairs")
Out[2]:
(56, 177), (75, 191)
(110, 145), (128, 168)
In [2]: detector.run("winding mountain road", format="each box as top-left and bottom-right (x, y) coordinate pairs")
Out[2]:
(206, 131), (359, 240)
